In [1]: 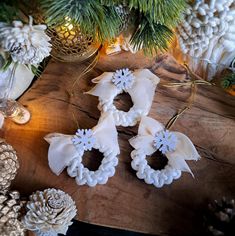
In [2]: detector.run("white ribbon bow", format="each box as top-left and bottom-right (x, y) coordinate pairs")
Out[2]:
(86, 69), (160, 113)
(129, 116), (200, 176)
(45, 113), (120, 176)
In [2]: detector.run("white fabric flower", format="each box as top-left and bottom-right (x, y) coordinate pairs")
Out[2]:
(0, 17), (51, 64)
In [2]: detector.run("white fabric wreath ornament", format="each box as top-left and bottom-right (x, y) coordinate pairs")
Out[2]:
(0, 16), (51, 65)
(45, 113), (120, 187)
(129, 116), (200, 188)
(86, 69), (160, 127)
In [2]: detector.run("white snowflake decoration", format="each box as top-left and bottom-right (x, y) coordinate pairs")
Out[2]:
(112, 68), (135, 90)
(153, 130), (178, 154)
(72, 129), (95, 151)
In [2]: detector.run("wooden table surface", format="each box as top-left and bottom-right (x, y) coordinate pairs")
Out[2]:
(1, 52), (235, 235)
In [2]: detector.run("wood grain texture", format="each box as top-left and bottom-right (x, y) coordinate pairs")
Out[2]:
(1, 52), (235, 236)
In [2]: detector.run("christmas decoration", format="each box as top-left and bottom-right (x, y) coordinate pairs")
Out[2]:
(0, 139), (19, 194)
(43, 16), (99, 62)
(221, 70), (235, 96)
(0, 190), (25, 236)
(87, 69), (160, 127)
(0, 16), (51, 65)
(0, 53), (35, 100)
(176, 0), (235, 80)
(23, 188), (77, 236)
(154, 130), (178, 154)
(205, 197), (235, 236)
(72, 129), (95, 151)
(40, 0), (187, 54)
(45, 113), (120, 187)
(129, 117), (200, 188)
(112, 68), (135, 90)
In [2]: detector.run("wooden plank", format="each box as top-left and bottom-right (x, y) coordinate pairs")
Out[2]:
(1, 52), (235, 235)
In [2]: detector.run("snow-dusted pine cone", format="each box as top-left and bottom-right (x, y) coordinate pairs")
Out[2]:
(23, 188), (77, 235)
(205, 197), (235, 236)
(0, 16), (51, 65)
(0, 140), (19, 193)
(0, 190), (25, 236)
(115, 5), (131, 33)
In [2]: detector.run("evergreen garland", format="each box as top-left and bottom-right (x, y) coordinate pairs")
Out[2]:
(39, 0), (122, 42)
(130, 16), (173, 54)
(221, 72), (235, 89)
(39, 0), (187, 54)
(0, 1), (21, 24)
(0, 0), (188, 54)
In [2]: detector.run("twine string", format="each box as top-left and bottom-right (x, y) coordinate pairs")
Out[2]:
(68, 52), (100, 96)
(165, 63), (212, 130)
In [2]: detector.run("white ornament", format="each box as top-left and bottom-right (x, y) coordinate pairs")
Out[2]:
(23, 188), (77, 235)
(45, 113), (120, 187)
(72, 129), (95, 151)
(129, 117), (200, 188)
(112, 68), (135, 90)
(0, 16), (51, 65)
(154, 130), (178, 154)
(86, 69), (160, 127)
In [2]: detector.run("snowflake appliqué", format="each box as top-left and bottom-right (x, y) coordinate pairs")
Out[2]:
(72, 129), (95, 151)
(153, 130), (178, 154)
(112, 68), (135, 90)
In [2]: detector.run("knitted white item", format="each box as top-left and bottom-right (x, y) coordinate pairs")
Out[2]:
(86, 69), (160, 127)
(129, 117), (200, 188)
(177, 0), (235, 79)
(45, 113), (120, 187)
(0, 16), (51, 64)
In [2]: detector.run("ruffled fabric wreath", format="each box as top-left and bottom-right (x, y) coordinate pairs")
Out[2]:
(129, 116), (200, 188)
(86, 68), (160, 127)
(45, 113), (120, 187)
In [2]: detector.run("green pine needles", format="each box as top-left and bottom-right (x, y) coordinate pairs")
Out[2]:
(0, 1), (21, 24)
(40, 0), (122, 42)
(221, 72), (235, 89)
(40, 0), (188, 54)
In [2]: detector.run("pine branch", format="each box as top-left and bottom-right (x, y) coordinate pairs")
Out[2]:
(0, 1), (21, 23)
(39, 0), (121, 42)
(130, 16), (173, 55)
(101, 0), (187, 27)
(221, 72), (235, 89)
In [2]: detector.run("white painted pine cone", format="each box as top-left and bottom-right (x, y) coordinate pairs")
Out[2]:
(23, 188), (77, 235)
(0, 140), (19, 193)
(0, 17), (51, 65)
(0, 190), (25, 236)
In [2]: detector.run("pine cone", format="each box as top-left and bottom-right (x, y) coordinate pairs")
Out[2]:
(0, 17), (51, 65)
(205, 197), (235, 236)
(115, 5), (131, 33)
(23, 188), (77, 235)
(0, 140), (19, 194)
(0, 190), (25, 236)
